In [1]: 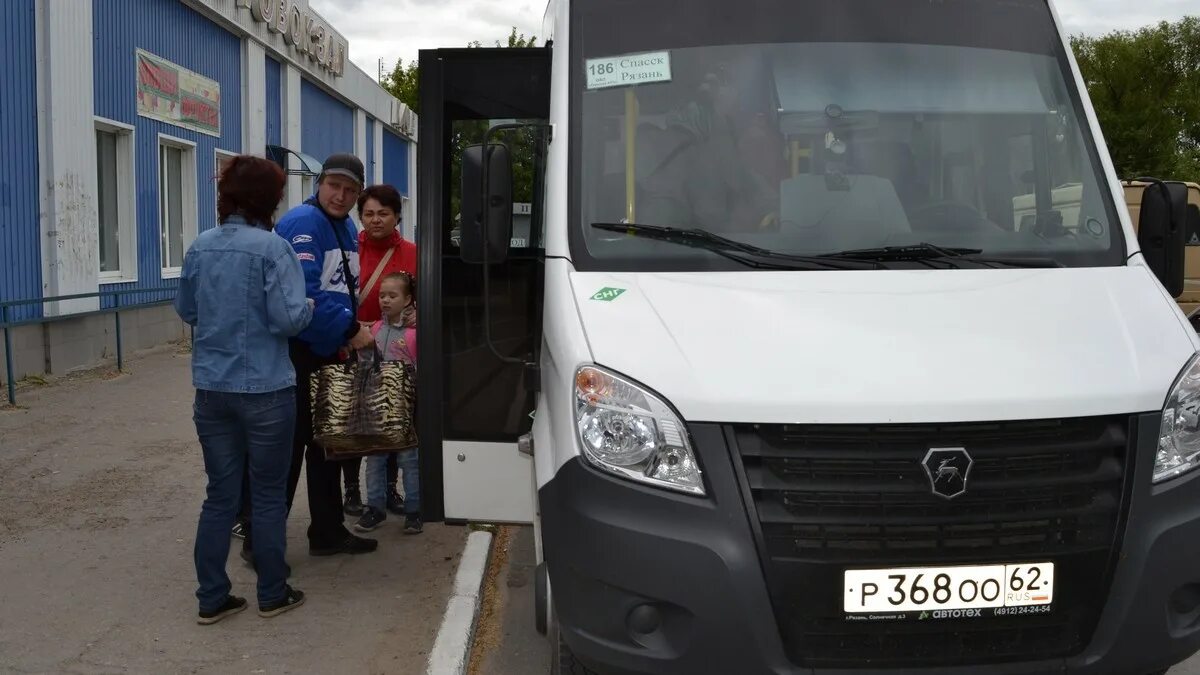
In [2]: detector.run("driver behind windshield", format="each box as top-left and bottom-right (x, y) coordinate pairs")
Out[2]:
(635, 53), (787, 234)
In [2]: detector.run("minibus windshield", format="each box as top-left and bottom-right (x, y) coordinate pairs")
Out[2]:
(569, 0), (1125, 271)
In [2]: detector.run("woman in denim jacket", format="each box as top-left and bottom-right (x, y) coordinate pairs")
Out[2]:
(175, 156), (313, 624)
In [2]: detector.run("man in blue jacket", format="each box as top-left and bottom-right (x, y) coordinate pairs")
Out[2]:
(271, 153), (378, 556)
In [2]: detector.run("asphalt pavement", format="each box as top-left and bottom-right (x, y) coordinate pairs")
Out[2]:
(476, 526), (551, 675)
(0, 347), (468, 675)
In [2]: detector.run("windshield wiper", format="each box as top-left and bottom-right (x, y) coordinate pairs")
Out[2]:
(820, 243), (1062, 269)
(590, 222), (881, 271)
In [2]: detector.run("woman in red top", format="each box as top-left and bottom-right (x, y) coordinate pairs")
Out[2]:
(338, 184), (418, 516)
(357, 185), (418, 323)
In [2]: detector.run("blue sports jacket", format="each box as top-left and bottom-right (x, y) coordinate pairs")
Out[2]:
(275, 197), (360, 358)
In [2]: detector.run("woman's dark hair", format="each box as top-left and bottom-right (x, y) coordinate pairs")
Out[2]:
(217, 155), (287, 229)
(356, 184), (405, 217)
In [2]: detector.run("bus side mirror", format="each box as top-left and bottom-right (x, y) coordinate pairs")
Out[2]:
(1136, 180), (1187, 298)
(460, 143), (514, 265)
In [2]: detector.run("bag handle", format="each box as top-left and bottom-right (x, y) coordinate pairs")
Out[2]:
(360, 246), (396, 300)
(342, 344), (386, 376)
(367, 343), (384, 372)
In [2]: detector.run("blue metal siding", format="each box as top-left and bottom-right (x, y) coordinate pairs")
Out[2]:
(93, 0), (242, 303)
(301, 79), (354, 164)
(266, 56), (282, 147)
(365, 117), (376, 183)
(382, 130), (410, 195)
(0, 2), (41, 318)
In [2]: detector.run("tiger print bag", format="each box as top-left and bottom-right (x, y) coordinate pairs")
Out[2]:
(311, 347), (418, 459)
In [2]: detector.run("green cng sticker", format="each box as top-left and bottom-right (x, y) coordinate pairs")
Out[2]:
(591, 287), (627, 302)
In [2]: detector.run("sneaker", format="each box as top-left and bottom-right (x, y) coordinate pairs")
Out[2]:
(198, 595), (247, 625)
(343, 488), (364, 516)
(353, 506), (386, 533)
(231, 521), (247, 539)
(404, 514), (423, 534)
(386, 487), (405, 515)
(258, 586), (305, 618)
(309, 533), (379, 556)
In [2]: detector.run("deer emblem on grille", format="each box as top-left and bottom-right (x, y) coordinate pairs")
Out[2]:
(935, 459), (962, 484)
(922, 448), (973, 500)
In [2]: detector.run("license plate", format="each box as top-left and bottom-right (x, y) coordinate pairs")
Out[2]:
(844, 563), (1054, 614)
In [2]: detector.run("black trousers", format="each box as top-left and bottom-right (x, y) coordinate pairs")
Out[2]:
(290, 363), (351, 546)
(341, 457), (362, 491)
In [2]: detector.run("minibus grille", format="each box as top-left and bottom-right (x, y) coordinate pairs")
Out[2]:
(731, 416), (1132, 668)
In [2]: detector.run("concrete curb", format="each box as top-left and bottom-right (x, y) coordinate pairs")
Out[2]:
(426, 530), (495, 675)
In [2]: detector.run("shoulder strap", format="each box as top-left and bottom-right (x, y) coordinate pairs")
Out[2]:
(308, 197), (359, 316)
(360, 246), (396, 299)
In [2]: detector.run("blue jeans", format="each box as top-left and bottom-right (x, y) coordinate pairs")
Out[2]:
(193, 388), (295, 611)
(366, 449), (420, 515)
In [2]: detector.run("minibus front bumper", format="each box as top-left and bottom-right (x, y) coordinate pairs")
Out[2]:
(539, 416), (1200, 674)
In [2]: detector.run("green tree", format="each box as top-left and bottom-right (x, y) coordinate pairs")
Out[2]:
(378, 29), (544, 220)
(380, 27), (538, 113)
(454, 28), (543, 221)
(469, 26), (538, 49)
(380, 58), (419, 112)
(1071, 17), (1200, 180)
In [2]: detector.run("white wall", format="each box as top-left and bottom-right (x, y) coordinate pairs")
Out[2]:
(353, 108), (368, 228)
(372, 120), (384, 184)
(406, 134), (418, 240)
(354, 109), (368, 162)
(283, 63), (303, 209)
(242, 38), (268, 156)
(36, 0), (99, 315)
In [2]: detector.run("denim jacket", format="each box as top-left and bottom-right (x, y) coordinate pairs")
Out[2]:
(175, 215), (314, 393)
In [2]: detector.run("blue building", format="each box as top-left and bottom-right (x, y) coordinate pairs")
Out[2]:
(0, 0), (416, 386)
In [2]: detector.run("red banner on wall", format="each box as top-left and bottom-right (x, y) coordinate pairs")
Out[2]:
(136, 50), (220, 137)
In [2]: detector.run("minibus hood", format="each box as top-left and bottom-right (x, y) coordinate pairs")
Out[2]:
(571, 267), (1195, 424)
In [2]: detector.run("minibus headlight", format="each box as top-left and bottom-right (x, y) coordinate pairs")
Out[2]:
(574, 365), (704, 496)
(1155, 354), (1200, 484)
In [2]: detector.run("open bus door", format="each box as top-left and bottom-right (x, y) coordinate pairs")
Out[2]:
(415, 48), (551, 524)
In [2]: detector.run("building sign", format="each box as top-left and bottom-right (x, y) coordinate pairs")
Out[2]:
(136, 50), (221, 137)
(235, 0), (347, 77)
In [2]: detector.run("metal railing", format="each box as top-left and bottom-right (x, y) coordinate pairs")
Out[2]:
(1, 287), (179, 405)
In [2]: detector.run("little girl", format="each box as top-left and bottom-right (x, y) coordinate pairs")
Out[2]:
(354, 272), (422, 534)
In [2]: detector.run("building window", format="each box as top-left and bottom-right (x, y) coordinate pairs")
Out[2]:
(158, 136), (198, 277)
(95, 119), (137, 281)
(97, 130), (119, 271)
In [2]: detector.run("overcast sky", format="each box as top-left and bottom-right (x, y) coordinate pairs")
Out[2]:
(310, 0), (1196, 82)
